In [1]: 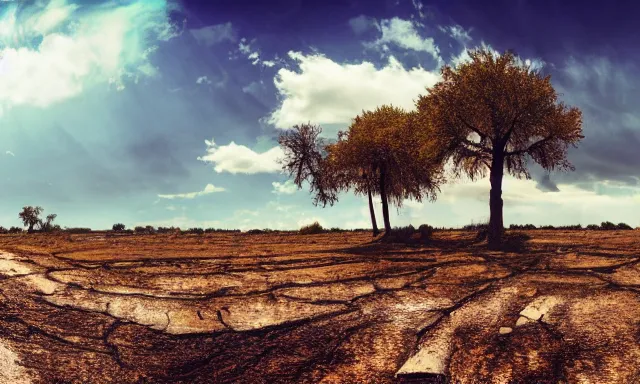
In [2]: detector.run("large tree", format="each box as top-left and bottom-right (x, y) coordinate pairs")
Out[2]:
(415, 48), (583, 248)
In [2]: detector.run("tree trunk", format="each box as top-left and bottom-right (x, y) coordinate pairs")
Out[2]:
(367, 187), (379, 237)
(488, 152), (505, 249)
(379, 165), (392, 235)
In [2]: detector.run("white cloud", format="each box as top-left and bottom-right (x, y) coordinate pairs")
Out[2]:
(235, 37), (280, 68)
(5, 150), (14, 157)
(367, 17), (440, 60)
(190, 22), (236, 46)
(268, 51), (441, 129)
(196, 76), (212, 85)
(348, 15), (377, 35)
(439, 24), (472, 43)
(412, 0), (426, 18)
(272, 180), (298, 195)
(0, 0), (177, 112)
(158, 183), (225, 199)
(198, 139), (284, 174)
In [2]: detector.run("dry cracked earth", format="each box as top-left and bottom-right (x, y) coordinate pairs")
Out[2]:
(0, 230), (639, 383)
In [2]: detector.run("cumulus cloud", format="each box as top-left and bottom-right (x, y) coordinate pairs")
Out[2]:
(272, 180), (298, 195)
(268, 52), (441, 129)
(190, 22), (236, 46)
(367, 17), (440, 60)
(198, 139), (284, 174)
(158, 183), (225, 199)
(0, 0), (177, 112)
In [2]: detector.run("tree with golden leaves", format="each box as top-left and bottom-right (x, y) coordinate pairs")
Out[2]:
(330, 105), (444, 235)
(415, 48), (583, 248)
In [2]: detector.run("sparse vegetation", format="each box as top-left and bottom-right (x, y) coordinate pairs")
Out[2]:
(64, 227), (91, 234)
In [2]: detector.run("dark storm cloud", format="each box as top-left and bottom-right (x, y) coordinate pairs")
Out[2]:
(535, 174), (560, 192)
(543, 57), (640, 188)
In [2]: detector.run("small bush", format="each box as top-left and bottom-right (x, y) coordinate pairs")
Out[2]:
(134, 226), (157, 234)
(617, 222), (633, 230)
(538, 225), (556, 230)
(187, 227), (204, 235)
(247, 229), (265, 234)
(112, 223), (126, 231)
(0, 226), (7, 234)
(329, 227), (345, 233)
(418, 224), (434, 239)
(299, 221), (324, 235)
(586, 224), (599, 230)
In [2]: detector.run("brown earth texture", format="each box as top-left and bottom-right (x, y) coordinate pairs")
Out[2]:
(0, 229), (639, 383)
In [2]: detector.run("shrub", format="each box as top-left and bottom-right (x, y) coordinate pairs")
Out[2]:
(187, 227), (204, 235)
(299, 221), (324, 235)
(617, 222), (633, 230)
(586, 224), (599, 230)
(392, 224), (415, 238)
(329, 227), (344, 232)
(247, 229), (264, 234)
(112, 223), (126, 231)
(8, 226), (23, 233)
(418, 224), (434, 239)
(538, 225), (556, 230)
(0, 226), (7, 234)
(600, 221), (616, 231)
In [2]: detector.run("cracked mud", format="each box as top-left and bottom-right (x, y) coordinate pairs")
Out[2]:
(0, 230), (639, 383)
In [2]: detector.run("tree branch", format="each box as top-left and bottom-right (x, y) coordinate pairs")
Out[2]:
(456, 113), (487, 140)
(506, 135), (553, 156)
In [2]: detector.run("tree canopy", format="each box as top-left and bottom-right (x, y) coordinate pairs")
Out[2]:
(415, 48), (583, 247)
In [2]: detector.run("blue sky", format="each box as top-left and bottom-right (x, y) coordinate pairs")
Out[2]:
(0, 0), (639, 230)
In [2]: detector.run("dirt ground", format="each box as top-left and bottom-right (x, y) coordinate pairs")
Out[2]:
(0, 230), (639, 383)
